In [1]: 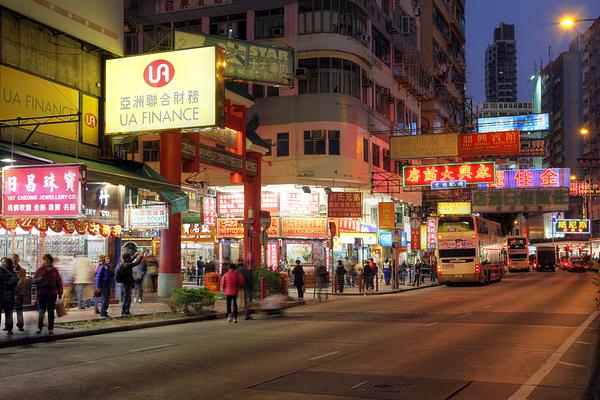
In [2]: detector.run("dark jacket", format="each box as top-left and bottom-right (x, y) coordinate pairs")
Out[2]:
(239, 267), (252, 291)
(95, 263), (114, 289)
(335, 265), (347, 279)
(293, 264), (304, 286)
(315, 265), (327, 284)
(14, 265), (27, 296)
(0, 266), (18, 301)
(33, 266), (63, 297)
(362, 263), (372, 276)
(118, 255), (143, 287)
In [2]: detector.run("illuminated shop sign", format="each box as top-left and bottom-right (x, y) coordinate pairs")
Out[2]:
(477, 113), (550, 133)
(554, 219), (591, 234)
(431, 180), (467, 190)
(327, 192), (362, 218)
(459, 131), (520, 157)
(480, 168), (570, 189)
(437, 202), (471, 216)
(403, 162), (495, 187)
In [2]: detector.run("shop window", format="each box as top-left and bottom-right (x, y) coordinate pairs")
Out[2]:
(253, 84), (265, 98)
(372, 143), (380, 167)
(267, 86), (279, 97)
(276, 132), (289, 156)
(142, 141), (160, 162)
(363, 138), (369, 162)
(304, 130), (326, 155)
(328, 130), (340, 155)
(255, 8), (284, 39)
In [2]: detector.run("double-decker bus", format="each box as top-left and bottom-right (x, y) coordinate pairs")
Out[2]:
(506, 236), (530, 272)
(436, 215), (505, 285)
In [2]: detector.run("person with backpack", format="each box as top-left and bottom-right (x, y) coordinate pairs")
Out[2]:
(32, 254), (63, 335)
(115, 252), (143, 316)
(95, 255), (114, 318)
(221, 263), (245, 323)
(134, 251), (148, 303)
(12, 254), (26, 331)
(0, 257), (18, 335)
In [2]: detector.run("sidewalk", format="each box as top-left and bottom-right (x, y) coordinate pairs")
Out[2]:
(286, 278), (441, 298)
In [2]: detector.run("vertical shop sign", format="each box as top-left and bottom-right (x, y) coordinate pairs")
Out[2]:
(410, 217), (421, 251)
(426, 218), (438, 249)
(2, 164), (85, 218)
(327, 192), (362, 218)
(266, 241), (279, 270)
(378, 202), (396, 229)
(203, 197), (216, 225)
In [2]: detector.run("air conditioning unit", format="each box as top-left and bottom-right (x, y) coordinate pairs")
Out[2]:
(296, 67), (308, 79)
(271, 27), (284, 36)
(362, 77), (373, 87)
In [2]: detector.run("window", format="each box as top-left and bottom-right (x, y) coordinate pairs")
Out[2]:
(255, 8), (284, 39)
(253, 84), (265, 98)
(372, 143), (380, 167)
(328, 130), (340, 155)
(276, 132), (289, 156)
(267, 86), (279, 97)
(142, 141), (160, 162)
(363, 138), (369, 162)
(304, 130), (326, 155)
(209, 14), (247, 39)
(298, 57), (361, 99)
(383, 149), (390, 171)
(298, 0), (367, 41)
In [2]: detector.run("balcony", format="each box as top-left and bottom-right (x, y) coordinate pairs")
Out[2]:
(392, 53), (434, 101)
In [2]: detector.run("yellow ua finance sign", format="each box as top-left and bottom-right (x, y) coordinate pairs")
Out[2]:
(105, 46), (225, 134)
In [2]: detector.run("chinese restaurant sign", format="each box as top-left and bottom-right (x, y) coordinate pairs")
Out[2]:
(378, 202), (396, 229)
(3, 164), (85, 218)
(128, 204), (168, 229)
(105, 46), (224, 134)
(570, 180), (600, 197)
(281, 217), (328, 238)
(327, 192), (362, 218)
(459, 131), (520, 157)
(480, 168), (570, 189)
(471, 188), (570, 213)
(280, 192), (320, 216)
(554, 219), (591, 234)
(390, 133), (459, 160)
(175, 31), (293, 87)
(437, 202), (471, 215)
(403, 162), (495, 187)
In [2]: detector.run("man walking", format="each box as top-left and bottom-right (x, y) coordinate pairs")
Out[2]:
(12, 255), (26, 330)
(196, 256), (205, 286)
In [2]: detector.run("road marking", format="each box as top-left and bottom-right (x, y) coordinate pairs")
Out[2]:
(456, 313), (470, 319)
(483, 305), (492, 310)
(425, 322), (439, 327)
(558, 361), (588, 369)
(309, 351), (340, 361)
(507, 310), (599, 400)
(128, 344), (172, 353)
(575, 340), (593, 345)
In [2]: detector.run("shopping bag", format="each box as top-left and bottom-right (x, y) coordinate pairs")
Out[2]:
(55, 299), (68, 317)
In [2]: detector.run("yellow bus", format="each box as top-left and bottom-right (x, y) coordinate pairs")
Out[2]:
(506, 236), (530, 272)
(436, 215), (505, 285)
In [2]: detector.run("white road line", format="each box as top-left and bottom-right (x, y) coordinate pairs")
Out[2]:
(425, 322), (440, 327)
(309, 351), (340, 361)
(128, 344), (172, 353)
(575, 340), (593, 345)
(456, 313), (471, 319)
(507, 311), (599, 400)
(483, 305), (492, 310)
(558, 361), (588, 369)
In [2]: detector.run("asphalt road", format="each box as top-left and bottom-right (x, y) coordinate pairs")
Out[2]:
(0, 270), (598, 400)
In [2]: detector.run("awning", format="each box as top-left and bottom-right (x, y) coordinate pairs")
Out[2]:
(0, 143), (189, 213)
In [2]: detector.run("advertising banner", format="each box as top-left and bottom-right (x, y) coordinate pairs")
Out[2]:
(471, 188), (570, 213)
(83, 183), (122, 225)
(378, 231), (393, 247)
(327, 192), (362, 218)
(459, 131), (520, 157)
(570, 180), (600, 197)
(518, 139), (546, 157)
(181, 223), (215, 242)
(477, 113), (550, 133)
(266, 241), (279, 270)
(554, 219), (590, 234)
(403, 162), (495, 187)
(281, 192), (320, 216)
(410, 217), (421, 251)
(261, 192), (279, 213)
(390, 133), (459, 160)
(128, 204), (168, 229)
(175, 31), (293, 87)
(437, 202), (471, 215)
(217, 193), (244, 217)
(2, 164), (85, 218)
(216, 218), (243, 238)
(378, 202), (396, 229)
(281, 217), (328, 238)
(203, 197), (216, 226)
(480, 168), (570, 189)
(427, 217), (438, 249)
(105, 46), (224, 133)
(337, 218), (361, 233)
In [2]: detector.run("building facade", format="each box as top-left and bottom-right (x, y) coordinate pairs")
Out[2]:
(485, 22), (517, 103)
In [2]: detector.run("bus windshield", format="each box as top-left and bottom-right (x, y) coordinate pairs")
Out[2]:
(438, 217), (474, 233)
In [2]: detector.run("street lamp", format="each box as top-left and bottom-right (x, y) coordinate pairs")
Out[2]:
(559, 16), (598, 28)
(570, 175), (577, 181)
(580, 127), (590, 135)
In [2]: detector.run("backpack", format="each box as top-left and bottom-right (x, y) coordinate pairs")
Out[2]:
(114, 263), (125, 284)
(132, 265), (143, 282)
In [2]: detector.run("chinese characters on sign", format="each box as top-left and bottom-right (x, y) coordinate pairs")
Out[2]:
(403, 162), (496, 187)
(431, 180), (467, 190)
(281, 217), (328, 238)
(203, 197), (216, 225)
(458, 131), (520, 157)
(471, 188), (570, 213)
(554, 219), (591, 234)
(83, 183), (122, 225)
(3, 165), (84, 218)
(427, 218), (438, 249)
(410, 217), (421, 250)
(181, 223), (215, 242)
(327, 192), (362, 218)
(261, 192), (279, 213)
(437, 202), (472, 215)
(128, 204), (168, 229)
(216, 218), (243, 238)
(378, 202), (395, 229)
(281, 192), (320, 216)
(217, 193), (244, 217)
(518, 139), (546, 157)
(337, 218), (361, 233)
(570, 180), (600, 197)
(480, 168), (570, 189)
(390, 133), (459, 159)
(266, 241), (279, 270)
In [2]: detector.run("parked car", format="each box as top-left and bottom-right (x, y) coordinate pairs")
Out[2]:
(567, 256), (586, 272)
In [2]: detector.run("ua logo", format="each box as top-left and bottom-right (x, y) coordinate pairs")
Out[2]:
(84, 113), (97, 128)
(143, 59), (174, 87)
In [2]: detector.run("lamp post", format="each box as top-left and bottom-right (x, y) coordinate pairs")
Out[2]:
(558, 16), (599, 28)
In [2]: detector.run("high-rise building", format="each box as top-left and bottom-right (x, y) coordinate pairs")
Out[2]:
(485, 22), (517, 102)
(418, 0), (466, 133)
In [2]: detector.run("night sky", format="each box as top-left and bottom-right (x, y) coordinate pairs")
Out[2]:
(466, 0), (600, 105)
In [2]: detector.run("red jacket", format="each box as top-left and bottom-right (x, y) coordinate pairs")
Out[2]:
(33, 266), (63, 297)
(221, 270), (245, 296)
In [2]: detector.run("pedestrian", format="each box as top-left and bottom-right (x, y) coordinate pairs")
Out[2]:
(362, 260), (372, 291)
(292, 260), (305, 300)
(134, 252), (148, 303)
(400, 261), (407, 284)
(0, 258), (18, 335)
(206, 256), (218, 273)
(95, 255), (114, 318)
(196, 256), (205, 286)
(315, 264), (328, 301)
(10, 254), (26, 331)
(239, 263), (253, 320)
(414, 261), (422, 287)
(383, 257), (391, 285)
(73, 255), (92, 309)
(335, 260), (346, 293)
(221, 263), (245, 323)
(116, 252), (143, 316)
(32, 254), (63, 335)
(147, 256), (158, 292)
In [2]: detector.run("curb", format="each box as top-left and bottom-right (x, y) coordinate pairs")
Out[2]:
(330, 283), (441, 296)
(0, 300), (306, 349)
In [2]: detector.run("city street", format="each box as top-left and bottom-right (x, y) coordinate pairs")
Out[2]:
(0, 270), (597, 400)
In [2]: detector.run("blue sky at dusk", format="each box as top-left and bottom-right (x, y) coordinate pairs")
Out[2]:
(466, 0), (600, 105)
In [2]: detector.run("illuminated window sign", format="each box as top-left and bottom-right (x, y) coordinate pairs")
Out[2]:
(431, 180), (467, 190)
(437, 202), (472, 216)
(554, 219), (591, 234)
(478, 168), (570, 189)
(477, 113), (550, 133)
(403, 162), (495, 187)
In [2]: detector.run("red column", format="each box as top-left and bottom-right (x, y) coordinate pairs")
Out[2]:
(244, 151), (262, 269)
(158, 131), (182, 297)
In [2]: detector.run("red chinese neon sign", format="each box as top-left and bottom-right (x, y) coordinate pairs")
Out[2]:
(402, 162), (496, 187)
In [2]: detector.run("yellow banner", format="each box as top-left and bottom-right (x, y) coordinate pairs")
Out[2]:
(390, 133), (459, 160)
(437, 202), (472, 216)
(81, 94), (99, 145)
(378, 202), (396, 229)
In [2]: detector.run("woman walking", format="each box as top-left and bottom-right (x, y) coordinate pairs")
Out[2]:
(33, 254), (63, 335)
(95, 255), (114, 318)
(221, 263), (245, 323)
(292, 260), (305, 300)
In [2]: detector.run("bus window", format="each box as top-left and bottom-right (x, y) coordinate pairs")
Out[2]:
(438, 217), (474, 233)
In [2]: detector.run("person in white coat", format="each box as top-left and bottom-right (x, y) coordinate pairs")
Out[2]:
(73, 256), (93, 309)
